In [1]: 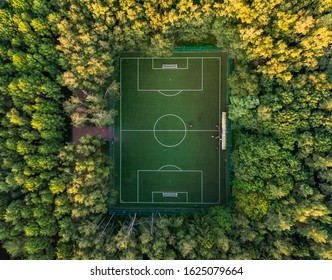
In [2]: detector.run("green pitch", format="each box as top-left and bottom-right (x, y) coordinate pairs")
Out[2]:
(112, 50), (229, 211)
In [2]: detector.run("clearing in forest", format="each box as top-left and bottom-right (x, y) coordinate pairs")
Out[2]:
(112, 50), (230, 212)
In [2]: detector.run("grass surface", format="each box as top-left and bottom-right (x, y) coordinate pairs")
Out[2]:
(113, 50), (229, 210)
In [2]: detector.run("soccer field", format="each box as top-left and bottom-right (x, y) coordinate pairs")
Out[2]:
(112, 50), (229, 211)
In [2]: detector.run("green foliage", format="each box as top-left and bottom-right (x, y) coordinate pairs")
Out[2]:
(231, 134), (301, 186)
(0, 0), (63, 260)
(0, 0), (331, 261)
(143, 34), (174, 57)
(208, 206), (232, 232)
(221, 0), (332, 258)
(235, 191), (270, 220)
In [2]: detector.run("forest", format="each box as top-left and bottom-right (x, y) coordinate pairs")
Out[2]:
(0, 0), (331, 259)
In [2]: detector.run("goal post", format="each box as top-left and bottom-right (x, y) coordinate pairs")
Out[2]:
(162, 64), (178, 69)
(152, 192), (188, 203)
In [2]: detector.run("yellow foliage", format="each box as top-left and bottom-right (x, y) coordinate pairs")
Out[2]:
(62, 71), (78, 90)
(55, 197), (65, 207)
(126, 9), (137, 21)
(31, 119), (43, 131)
(116, 10), (125, 21)
(294, 16), (315, 35)
(160, 0), (173, 9)
(118, 0), (136, 8)
(16, 142), (28, 155)
(257, 13), (270, 26)
(216, 0), (283, 25)
(266, 58), (287, 73)
(74, 194), (84, 203)
(75, 65), (85, 75)
(105, 12), (116, 25)
(308, 73), (332, 92)
(7, 108), (25, 126)
(287, 48), (302, 59)
(257, 106), (272, 121)
(68, 5), (84, 22)
(276, 11), (298, 32)
(86, 58), (108, 75)
(300, 27), (332, 68)
(79, 33), (91, 44)
(165, 10), (179, 25)
(57, 20), (82, 54)
(68, 184), (79, 195)
(213, 3), (224, 16)
(88, 2), (109, 17)
(279, 218), (292, 231)
(252, 36), (274, 59)
(303, 136), (314, 148)
(324, 99), (332, 110)
(253, 0), (283, 25)
(12, 53), (23, 68)
(84, 46), (95, 55)
(143, 2), (162, 29)
(24, 180), (36, 192)
(297, 203), (330, 223)
(30, 19), (47, 34)
(178, 0), (192, 14)
(47, 12), (61, 26)
(24, 226), (37, 237)
(309, 227), (328, 243)
(131, 21), (147, 37)
(239, 27), (264, 43)
(93, 22), (108, 33)
(16, 20), (30, 33)
(319, 0), (332, 13)
(202, 4), (211, 13)
(302, 28), (332, 52)
(233, 1), (253, 24)
(23, 169), (32, 176)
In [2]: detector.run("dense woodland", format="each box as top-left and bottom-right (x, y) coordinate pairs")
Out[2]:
(0, 0), (331, 259)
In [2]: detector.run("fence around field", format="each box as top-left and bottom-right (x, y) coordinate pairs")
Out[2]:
(110, 47), (233, 214)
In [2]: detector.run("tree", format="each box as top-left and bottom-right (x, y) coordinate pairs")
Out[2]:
(1, 0), (332, 261)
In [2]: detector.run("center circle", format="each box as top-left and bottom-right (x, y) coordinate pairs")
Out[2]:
(153, 114), (187, 148)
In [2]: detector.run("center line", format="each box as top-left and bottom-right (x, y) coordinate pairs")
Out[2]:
(121, 129), (219, 132)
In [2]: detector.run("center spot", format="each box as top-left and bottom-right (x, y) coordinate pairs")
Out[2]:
(153, 114), (187, 148)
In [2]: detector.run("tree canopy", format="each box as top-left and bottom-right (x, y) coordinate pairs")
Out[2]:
(0, 0), (331, 260)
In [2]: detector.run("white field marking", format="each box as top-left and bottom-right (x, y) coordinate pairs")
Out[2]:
(136, 58), (140, 93)
(138, 170), (203, 172)
(158, 165), (182, 171)
(121, 129), (219, 132)
(121, 57), (222, 60)
(137, 169), (203, 204)
(201, 58), (204, 91)
(119, 57), (123, 202)
(153, 114), (187, 148)
(141, 89), (203, 92)
(201, 171), (204, 203)
(137, 169), (139, 202)
(136, 57), (204, 91)
(119, 201), (219, 204)
(157, 90), (183, 97)
(152, 192), (189, 203)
